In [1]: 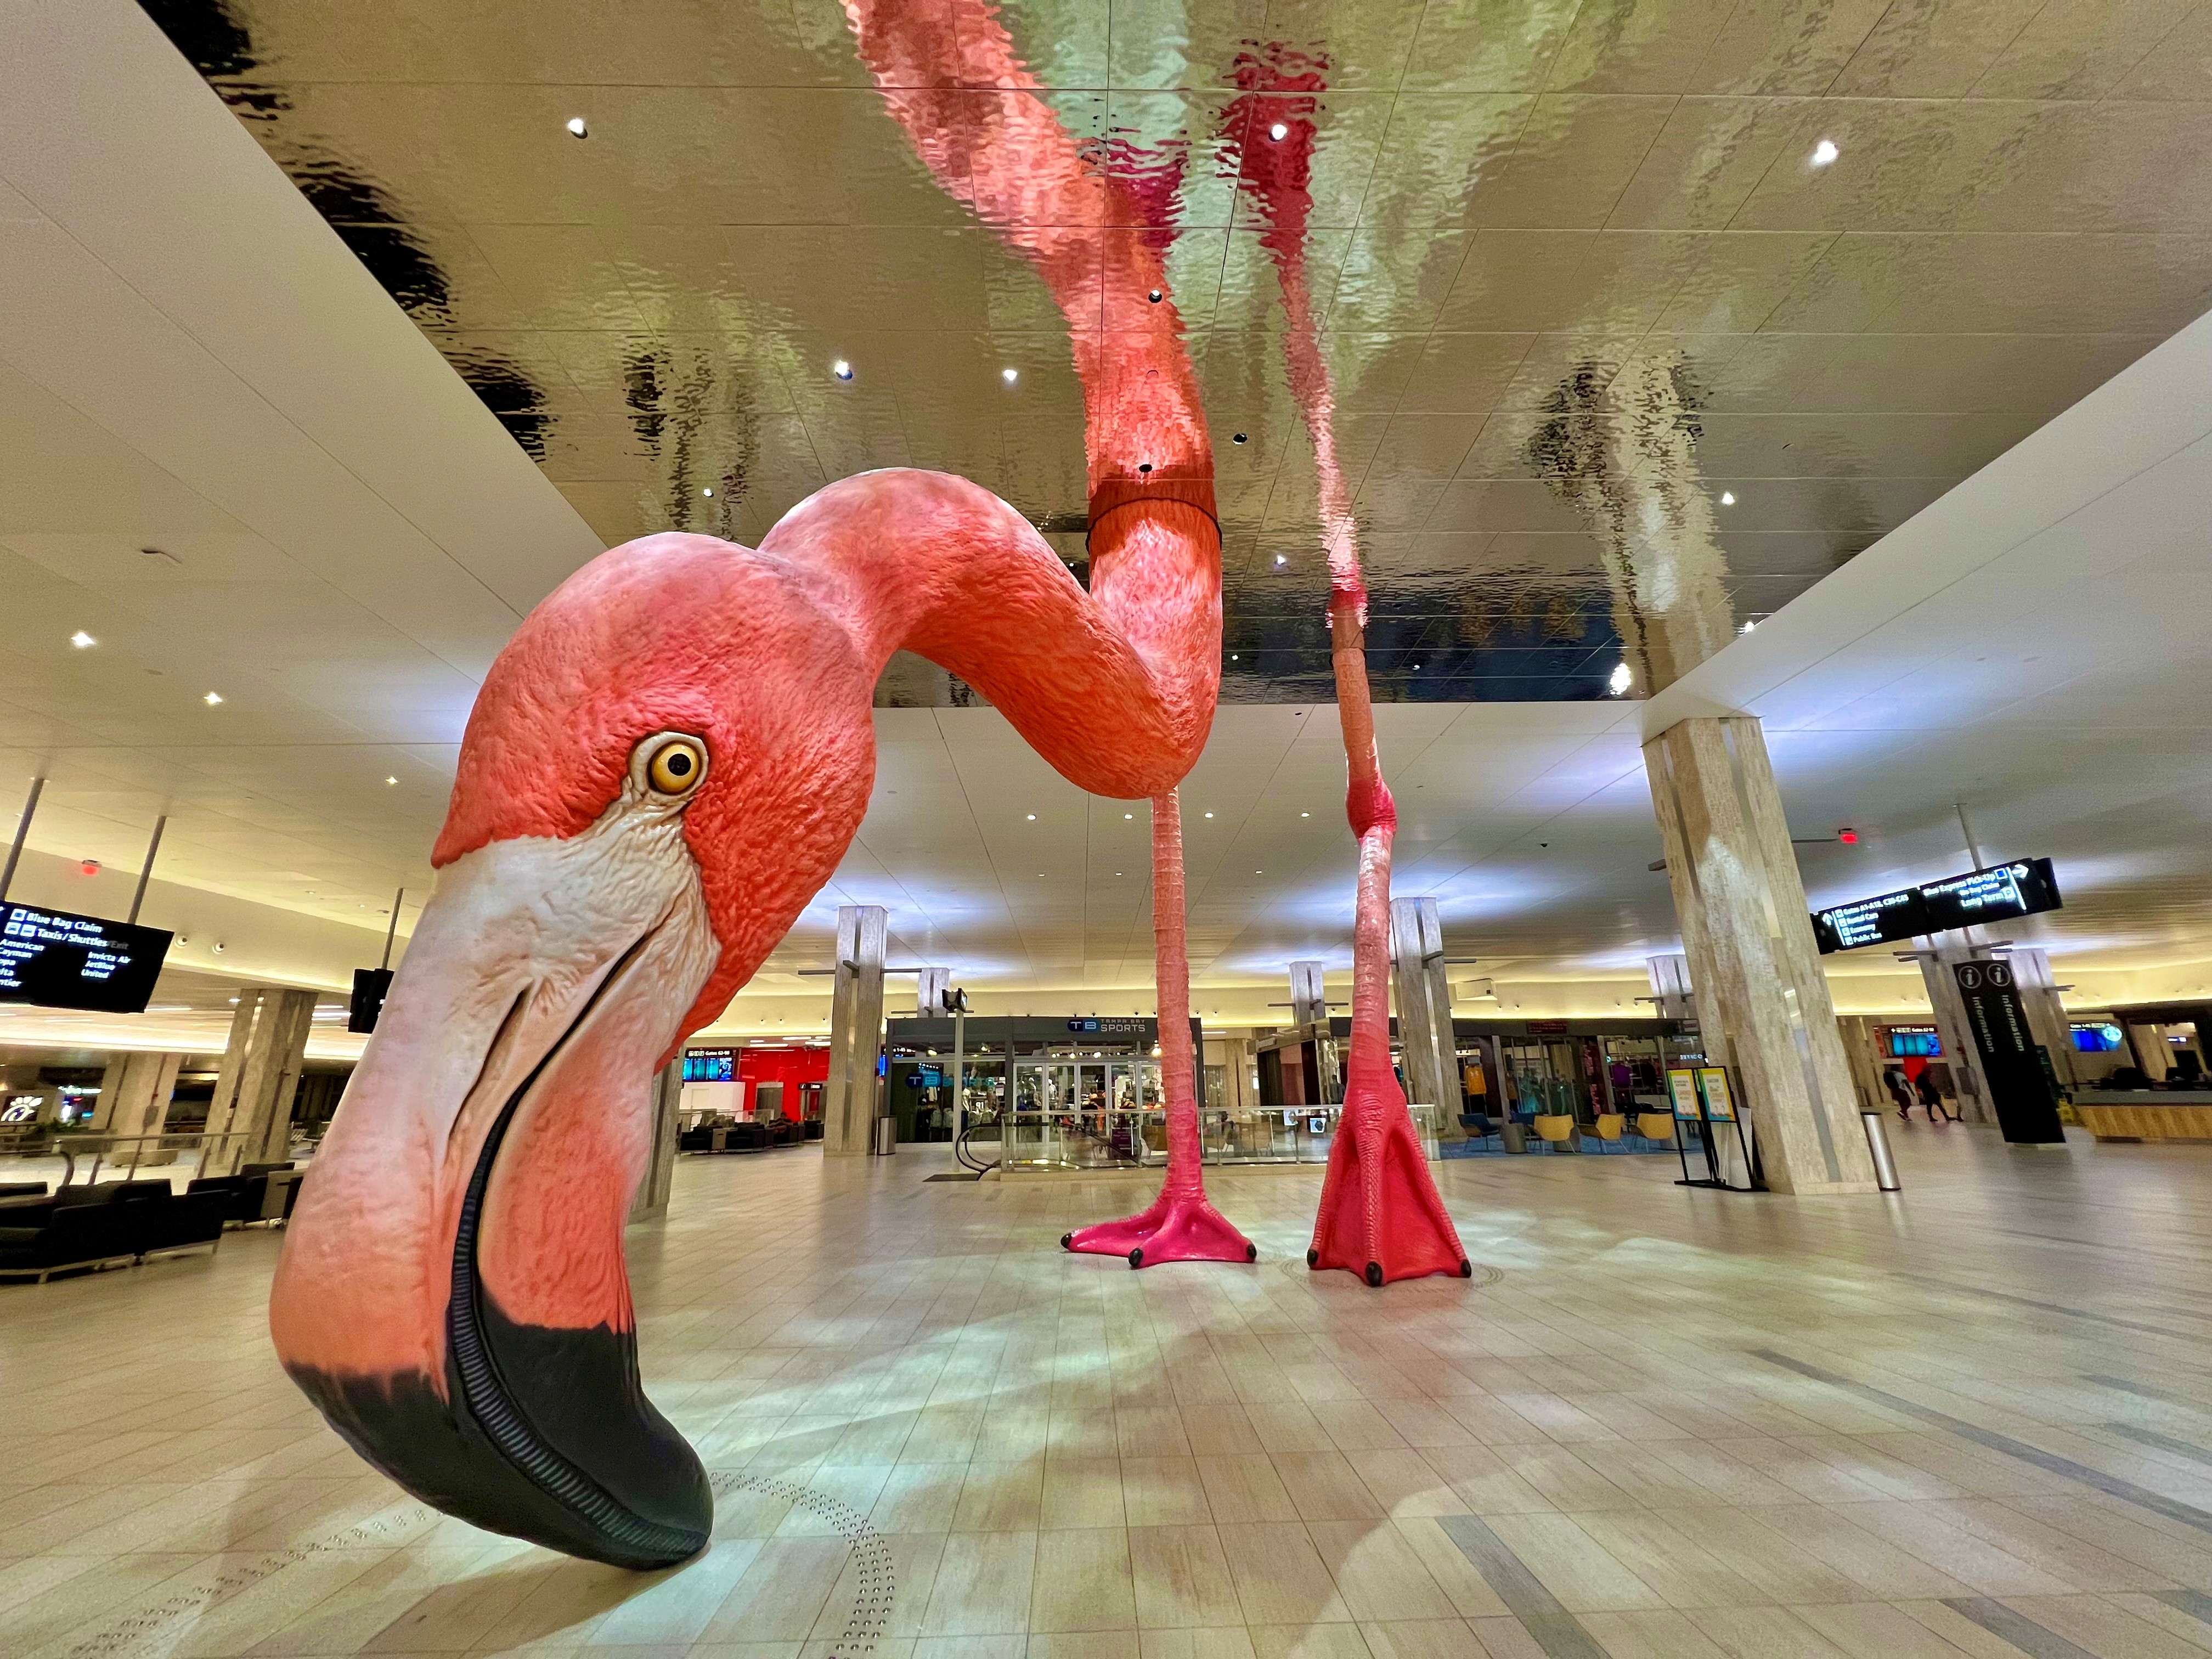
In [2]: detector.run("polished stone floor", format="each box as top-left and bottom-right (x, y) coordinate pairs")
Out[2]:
(5, 1122), (2212, 1659)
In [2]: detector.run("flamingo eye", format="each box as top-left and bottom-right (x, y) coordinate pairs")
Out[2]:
(641, 733), (708, 797)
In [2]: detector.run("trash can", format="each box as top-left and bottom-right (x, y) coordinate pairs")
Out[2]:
(871, 1115), (898, 1156)
(1500, 1122), (1528, 1154)
(1859, 1110), (1901, 1191)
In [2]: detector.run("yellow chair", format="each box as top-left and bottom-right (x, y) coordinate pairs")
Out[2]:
(1593, 1113), (1625, 1141)
(1532, 1113), (1576, 1152)
(1636, 1111), (1677, 1146)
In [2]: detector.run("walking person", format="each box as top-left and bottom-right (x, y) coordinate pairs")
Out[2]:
(1913, 1066), (1955, 1122)
(1885, 1068), (1916, 1120)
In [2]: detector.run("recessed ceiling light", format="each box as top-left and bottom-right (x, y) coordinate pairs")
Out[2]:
(1740, 620), (1756, 635)
(832, 359), (854, 380)
(702, 486), (713, 496)
(1232, 433), (1248, 444)
(202, 690), (223, 705)
(1274, 555), (1287, 566)
(1609, 662), (1632, 696)
(69, 630), (96, 649)
(1719, 490), (1735, 506)
(1810, 138), (1838, 167)
(1269, 122), (1289, 141)
(1412, 663), (1421, 671)
(1026, 813), (1037, 820)
(1203, 811), (1214, 819)
(566, 116), (589, 138)
(1147, 289), (1163, 303)
(1301, 811), (1310, 817)
(385, 775), (399, 785)
(1123, 812), (1133, 819)
(1229, 653), (1238, 661)
(1001, 368), (1018, 383)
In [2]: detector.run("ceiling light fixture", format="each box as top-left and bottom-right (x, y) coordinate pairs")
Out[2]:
(1001, 368), (1018, 383)
(203, 690), (224, 706)
(1719, 490), (1735, 505)
(70, 630), (95, 649)
(1026, 813), (1037, 820)
(1123, 812), (1133, 819)
(832, 359), (854, 380)
(1268, 122), (1289, 140)
(1232, 432), (1247, 444)
(1147, 289), (1163, 303)
(702, 486), (713, 496)
(1609, 662), (1632, 696)
(1301, 811), (1310, 817)
(1274, 554), (1287, 566)
(566, 116), (589, 138)
(1810, 138), (1838, 167)
(1203, 811), (1214, 819)
(1740, 620), (1756, 635)
(385, 775), (399, 785)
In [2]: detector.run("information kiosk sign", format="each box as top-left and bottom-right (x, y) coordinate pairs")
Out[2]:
(1667, 1069), (1703, 1122)
(1951, 960), (2066, 1145)
(0, 902), (171, 1013)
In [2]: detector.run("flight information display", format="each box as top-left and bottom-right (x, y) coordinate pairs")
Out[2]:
(0, 902), (172, 1013)
(1811, 857), (2062, 955)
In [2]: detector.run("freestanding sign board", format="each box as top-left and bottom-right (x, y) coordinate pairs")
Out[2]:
(1951, 960), (2066, 1144)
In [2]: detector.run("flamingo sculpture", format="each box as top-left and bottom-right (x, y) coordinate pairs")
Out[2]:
(269, 0), (1251, 1570)
(1222, 47), (1471, 1285)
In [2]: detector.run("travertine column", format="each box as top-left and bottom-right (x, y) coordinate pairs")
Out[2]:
(916, 966), (950, 1016)
(1915, 943), (1995, 1120)
(2006, 947), (2075, 1090)
(92, 1051), (182, 1140)
(1288, 961), (1328, 1026)
(1644, 717), (1876, 1194)
(630, 1059), (682, 1223)
(1389, 898), (1457, 1117)
(202, 988), (318, 1171)
(824, 905), (887, 1157)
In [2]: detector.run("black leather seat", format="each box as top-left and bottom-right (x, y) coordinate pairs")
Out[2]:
(0, 1181), (224, 1282)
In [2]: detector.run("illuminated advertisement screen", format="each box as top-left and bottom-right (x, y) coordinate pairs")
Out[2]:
(0, 902), (172, 1013)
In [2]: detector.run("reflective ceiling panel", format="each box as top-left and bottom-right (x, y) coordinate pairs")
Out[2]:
(144, 0), (2212, 701)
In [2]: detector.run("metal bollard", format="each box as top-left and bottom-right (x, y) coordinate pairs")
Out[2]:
(1859, 1110), (1902, 1191)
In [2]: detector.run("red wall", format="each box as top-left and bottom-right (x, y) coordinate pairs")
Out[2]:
(735, 1047), (829, 1120)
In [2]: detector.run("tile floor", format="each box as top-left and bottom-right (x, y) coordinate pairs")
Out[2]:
(4, 1121), (2212, 1658)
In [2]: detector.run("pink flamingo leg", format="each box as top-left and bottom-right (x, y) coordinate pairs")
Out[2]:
(1223, 48), (1468, 1285)
(1064, 790), (1255, 1267)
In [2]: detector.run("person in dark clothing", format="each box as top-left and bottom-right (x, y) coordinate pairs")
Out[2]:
(1913, 1068), (1955, 1122)
(1884, 1069), (1915, 1119)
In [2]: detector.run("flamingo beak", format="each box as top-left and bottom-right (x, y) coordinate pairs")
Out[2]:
(270, 791), (721, 1568)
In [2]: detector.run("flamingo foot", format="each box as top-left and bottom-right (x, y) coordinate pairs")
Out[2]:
(1308, 1098), (1467, 1285)
(1064, 1192), (1256, 1267)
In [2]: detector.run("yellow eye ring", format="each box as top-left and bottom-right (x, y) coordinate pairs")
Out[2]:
(645, 735), (707, 796)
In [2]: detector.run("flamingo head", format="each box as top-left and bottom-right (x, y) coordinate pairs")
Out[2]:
(269, 532), (876, 1568)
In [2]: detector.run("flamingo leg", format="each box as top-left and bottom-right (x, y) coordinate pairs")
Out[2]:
(1218, 46), (1469, 1285)
(1065, 790), (1255, 1268)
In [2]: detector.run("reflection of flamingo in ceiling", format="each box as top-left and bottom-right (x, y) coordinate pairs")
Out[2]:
(268, 0), (1244, 1569)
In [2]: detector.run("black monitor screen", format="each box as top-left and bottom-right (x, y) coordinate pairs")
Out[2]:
(1918, 857), (2062, 933)
(0, 902), (172, 1013)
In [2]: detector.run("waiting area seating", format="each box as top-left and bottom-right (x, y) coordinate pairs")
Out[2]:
(1446, 1105), (1679, 1159)
(679, 1117), (809, 1154)
(184, 1163), (305, 1227)
(0, 1180), (229, 1283)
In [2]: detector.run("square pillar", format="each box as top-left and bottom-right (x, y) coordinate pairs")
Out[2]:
(203, 988), (318, 1171)
(916, 966), (950, 1015)
(2006, 947), (2076, 1091)
(824, 905), (886, 1158)
(1288, 961), (1327, 1027)
(1915, 943), (1996, 1120)
(630, 1059), (682, 1223)
(1644, 716), (1876, 1194)
(1388, 898), (1456, 1115)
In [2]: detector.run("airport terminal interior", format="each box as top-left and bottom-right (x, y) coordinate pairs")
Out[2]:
(4, 2), (2212, 1657)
